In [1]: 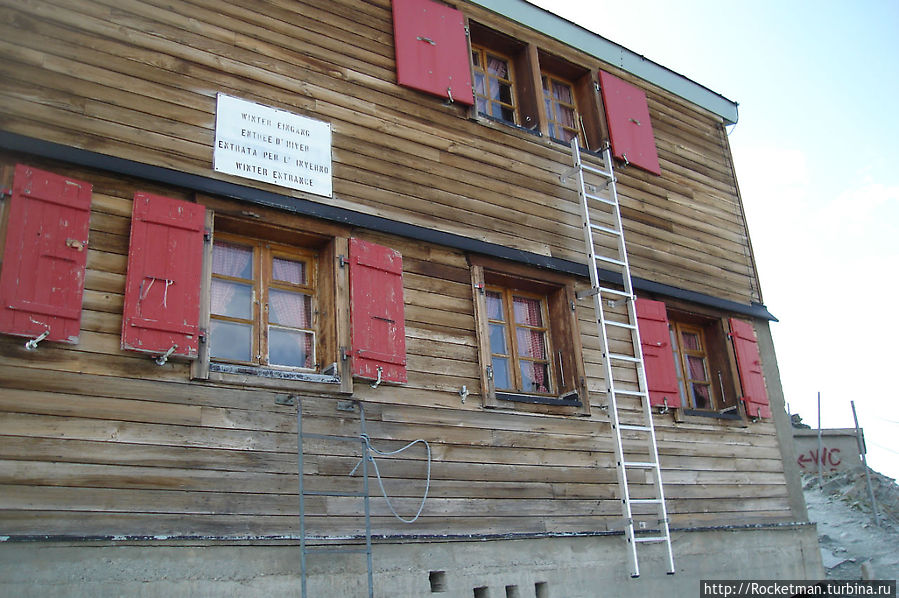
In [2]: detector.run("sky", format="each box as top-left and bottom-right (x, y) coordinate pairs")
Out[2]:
(527, 0), (899, 480)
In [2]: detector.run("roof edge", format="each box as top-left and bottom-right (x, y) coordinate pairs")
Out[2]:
(467, 0), (739, 125)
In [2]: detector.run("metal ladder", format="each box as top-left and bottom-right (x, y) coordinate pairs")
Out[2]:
(298, 402), (374, 598)
(563, 138), (675, 578)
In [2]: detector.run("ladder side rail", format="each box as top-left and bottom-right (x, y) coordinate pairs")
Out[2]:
(571, 139), (640, 576)
(602, 144), (676, 576)
(299, 405), (308, 598)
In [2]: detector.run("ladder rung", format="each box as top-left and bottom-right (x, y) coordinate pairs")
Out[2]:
(618, 424), (651, 431)
(614, 389), (648, 398)
(585, 191), (616, 206)
(581, 163), (613, 178)
(609, 353), (642, 363)
(633, 536), (668, 544)
(630, 498), (663, 505)
(590, 223), (621, 236)
(623, 461), (658, 469)
(303, 490), (366, 497)
(595, 255), (626, 267)
(605, 320), (637, 330)
(303, 547), (371, 555)
(598, 287), (632, 299)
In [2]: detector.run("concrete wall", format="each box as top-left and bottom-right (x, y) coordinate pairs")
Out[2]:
(793, 429), (865, 475)
(2, 527), (824, 598)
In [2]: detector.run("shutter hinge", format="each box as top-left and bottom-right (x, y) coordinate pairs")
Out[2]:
(486, 364), (493, 380)
(204, 229), (211, 243)
(464, 26), (470, 37)
(340, 346), (349, 361)
(0, 187), (12, 199)
(198, 328), (207, 344)
(570, 300), (576, 312)
(594, 81), (600, 93)
(338, 254), (347, 268)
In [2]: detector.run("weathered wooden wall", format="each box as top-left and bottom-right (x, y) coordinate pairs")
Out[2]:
(0, 0), (789, 540)
(0, 0), (759, 305)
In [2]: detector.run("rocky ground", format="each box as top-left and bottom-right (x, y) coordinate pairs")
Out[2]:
(803, 469), (899, 582)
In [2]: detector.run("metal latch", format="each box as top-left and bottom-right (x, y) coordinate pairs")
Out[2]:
(66, 238), (86, 251)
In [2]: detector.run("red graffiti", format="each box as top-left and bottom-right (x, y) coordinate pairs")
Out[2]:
(797, 447), (842, 471)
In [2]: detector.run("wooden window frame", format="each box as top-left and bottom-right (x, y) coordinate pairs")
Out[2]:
(208, 233), (318, 371)
(485, 286), (554, 396)
(664, 309), (742, 418)
(541, 72), (584, 146)
(192, 212), (352, 395)
(470, 258), (590, 415)
(471, 45), (519, 125)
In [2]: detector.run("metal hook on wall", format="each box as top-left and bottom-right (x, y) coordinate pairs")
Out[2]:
(25, 329), (50, 351)
(155, 345), (178, 366)
(370, 365), (383, 389)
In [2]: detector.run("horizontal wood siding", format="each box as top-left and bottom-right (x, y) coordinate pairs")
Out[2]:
(0, 153), (791, 538)
(0, 0), (759, 304)
(0, 0), (786, 540)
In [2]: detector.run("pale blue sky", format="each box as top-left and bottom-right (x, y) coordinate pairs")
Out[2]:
(528, 0), (899, 479)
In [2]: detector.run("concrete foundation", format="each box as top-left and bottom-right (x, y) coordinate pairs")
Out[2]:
(1, 526), (824, 597)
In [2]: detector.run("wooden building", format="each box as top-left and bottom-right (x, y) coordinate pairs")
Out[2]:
(0, 0), (822, 595)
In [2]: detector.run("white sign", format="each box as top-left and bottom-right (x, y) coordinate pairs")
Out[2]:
(213, 93), (332, 197)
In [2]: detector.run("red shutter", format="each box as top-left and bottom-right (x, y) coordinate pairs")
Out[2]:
(729, 318), (771, 418)
(635, 298), (681, 407)
(121, 193), (206, 359)
(0, 164), (91, 344)
(349, 238), (406, 384)
(599, 71), (661, 175)
(392, 0), (474, 105)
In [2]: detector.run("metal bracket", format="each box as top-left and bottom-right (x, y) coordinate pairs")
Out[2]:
(459, 385), (469, 403)
(369, 365), (383, 389)
(275, 394), (297, 407)
(24, 329), (50, 351)
(658, 397), (670, 415)
(338, 255), (347, 268)
(154, 344), (178, 366)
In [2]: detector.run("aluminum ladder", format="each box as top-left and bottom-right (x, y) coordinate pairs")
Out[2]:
(563, 138), (675, 578)
(298, 401), (374, 597)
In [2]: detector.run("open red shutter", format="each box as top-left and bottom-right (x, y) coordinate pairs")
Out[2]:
(599, 71), (661, 175)
(121, 193), (206, 359)
(392, 0), (474, 105)
(635, 298), (681, 408)
(0, 164), (91, 344)
(349, 238), (406, 384)
(729, 318), (771, 418)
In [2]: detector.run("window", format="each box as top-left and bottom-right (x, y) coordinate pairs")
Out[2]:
(471, 45), (518, 124)
(209, 235), (316, 370)
(542, 73), (582, 145)
(485, 287), (552, 394)
(471, 258), (589, 414)
(670, 322), (714, 410)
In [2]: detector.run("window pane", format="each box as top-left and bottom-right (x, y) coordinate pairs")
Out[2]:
(486, 54), (507, 78)
(476, 97), (488, 115)
(269, 326), (314, 368)
(489, 323), (507, 354)
(512, 296), (543, 326)
(272, 257), (306, 285)
(210, 320), (252, 362)
(498, 82), (513, 104)
(557, 104), (576, 128)
(687, 355), (707, 381)
(516, 328), (546, 359)
(691, 383), (712, 409)
(552, 80), (572, 103)
(471, 50), (481, 68)
(486, 291), (504, 320)
(210, 279), (252, 319)
(520, 361), (551, 393)
(269, 288), (311, 328)
(500, 106), (515, 122)
(493, 357), (510, 390)
(474, 72), (486, 95)
(681, 331), (701, 351)
(213, 241), (253, 279)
